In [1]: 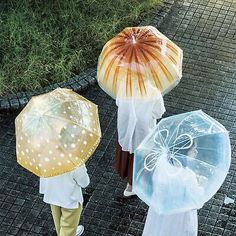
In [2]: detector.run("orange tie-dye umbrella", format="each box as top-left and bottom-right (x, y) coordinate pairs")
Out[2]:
(97, 26), (183, 99)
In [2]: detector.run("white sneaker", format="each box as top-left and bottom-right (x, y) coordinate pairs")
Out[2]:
(76, 225), (84, 236)
(123, 185), (136, 197)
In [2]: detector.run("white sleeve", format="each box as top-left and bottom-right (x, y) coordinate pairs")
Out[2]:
(39, 178), (46, 194)
(152, 95), (166, 119)
(73, 164), (90, 188)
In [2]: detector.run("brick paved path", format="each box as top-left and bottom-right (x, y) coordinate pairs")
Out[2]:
(0, 0), (236, 235)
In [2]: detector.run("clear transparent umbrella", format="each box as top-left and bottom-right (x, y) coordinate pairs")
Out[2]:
(15, 88), (101, 177)
(133, 110), (231, 214)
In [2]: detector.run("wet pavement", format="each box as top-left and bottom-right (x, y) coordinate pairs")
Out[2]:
(0, 0), (236, 235)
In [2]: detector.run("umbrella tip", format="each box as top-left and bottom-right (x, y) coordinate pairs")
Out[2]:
(132, 35), (136, 44)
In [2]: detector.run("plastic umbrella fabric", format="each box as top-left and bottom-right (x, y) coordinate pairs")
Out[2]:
(15, 88), (101, 177)
(97, 26), (183, 99)
(133, 110), (231, 215)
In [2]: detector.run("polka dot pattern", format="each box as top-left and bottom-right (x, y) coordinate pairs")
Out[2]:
(15, 88), (101, 177)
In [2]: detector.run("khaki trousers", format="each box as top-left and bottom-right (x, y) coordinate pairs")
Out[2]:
(50, 204), (83, 236)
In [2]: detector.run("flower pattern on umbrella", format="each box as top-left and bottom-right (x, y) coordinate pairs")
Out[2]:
(133, 110), (231, 214)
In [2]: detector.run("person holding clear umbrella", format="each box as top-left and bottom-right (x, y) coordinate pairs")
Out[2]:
(143, 209), (198, 236)
(132, 110), (231, 236)
(115, 84), (165, 197)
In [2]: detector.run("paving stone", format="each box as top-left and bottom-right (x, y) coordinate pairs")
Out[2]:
(0, 0), (236, 235)
(18, 97), (29, 107)
(0, 99), (10, 110)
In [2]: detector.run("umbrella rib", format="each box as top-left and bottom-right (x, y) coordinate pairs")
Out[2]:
(154, 131), (169, 149)
(100, 43), (126, 69)
(193, 147), (220, 151)
(17, 109), (55, 138)
(141, 41), (179, 56)
(120, 30), (130, 38)
(166, 113), (228, 155)
(141, 42), (178, 65)
(112, 47), (129, 96)
(140, 41), (162, 51)
(19, 101), (99, 138)
(42, 114), (97, 135)
(138, 39), (161, 45)
(102, 47), (128, 83)
(166, 43), (179, 54)
(137, 27), (150, 40)
(171, 140), (193, 155)
(126, 47), (134, 97)
(169, 136), (193, 150)
(133, 46), (146, 96)
(166, 113), (194, 146)
(168, 130), (229, 150)
(43, 98), (95, 115)
(140, 45), (174, 83)
(137, 46), (163, 90)
(174, 152), (222, 170)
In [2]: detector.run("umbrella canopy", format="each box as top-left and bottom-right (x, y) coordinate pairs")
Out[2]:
(97, 26), (183, 99)
(15, 88), (101, 177)
(133, 110), (231, 215)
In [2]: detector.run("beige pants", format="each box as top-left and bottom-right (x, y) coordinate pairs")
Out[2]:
(50, 204), (83, 236)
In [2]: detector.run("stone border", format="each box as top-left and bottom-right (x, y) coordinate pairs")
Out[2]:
(0, 68), (97, 110)
(0, 0), (175, 111)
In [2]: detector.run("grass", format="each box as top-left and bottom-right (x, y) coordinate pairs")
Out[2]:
(0, 0), (160, 95)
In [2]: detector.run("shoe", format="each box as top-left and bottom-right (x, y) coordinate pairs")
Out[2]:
(76, 225), (84, 236)
(123, 187), (136, 197)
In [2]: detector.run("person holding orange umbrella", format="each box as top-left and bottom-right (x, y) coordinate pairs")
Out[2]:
(15, 88), (101, 236)
(97, 26), (182, 196)
(115, 84), (165, 196)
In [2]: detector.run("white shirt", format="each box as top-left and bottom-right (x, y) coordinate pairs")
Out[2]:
(116, 91), (165, 153)
(39, 164), (90, 209)
(143, 208), (198, 236)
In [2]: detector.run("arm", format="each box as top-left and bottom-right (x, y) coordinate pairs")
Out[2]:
(152, 95), (166, 119)
(73, 164), (90, 188)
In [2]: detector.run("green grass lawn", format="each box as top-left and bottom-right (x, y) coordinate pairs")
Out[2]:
(0, 0), (160, 95)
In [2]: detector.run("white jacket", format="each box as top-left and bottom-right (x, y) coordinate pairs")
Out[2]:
(116, 91), (165, 154)
(39, 164), (90, 209)
(143, 208), (198, 236)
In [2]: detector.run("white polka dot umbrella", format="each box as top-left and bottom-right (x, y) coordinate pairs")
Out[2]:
(15, 88), (101, 177)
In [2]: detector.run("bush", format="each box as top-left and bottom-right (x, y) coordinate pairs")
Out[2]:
(0, 0), (160, 95)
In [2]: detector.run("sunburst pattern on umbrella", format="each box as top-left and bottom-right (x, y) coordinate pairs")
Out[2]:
(97, 26), (183, 99)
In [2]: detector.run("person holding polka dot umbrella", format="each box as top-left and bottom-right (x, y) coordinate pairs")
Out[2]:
(15, 88), (101, 236)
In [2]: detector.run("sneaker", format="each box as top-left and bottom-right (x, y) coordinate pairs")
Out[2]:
(76, 225), (84, 236)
